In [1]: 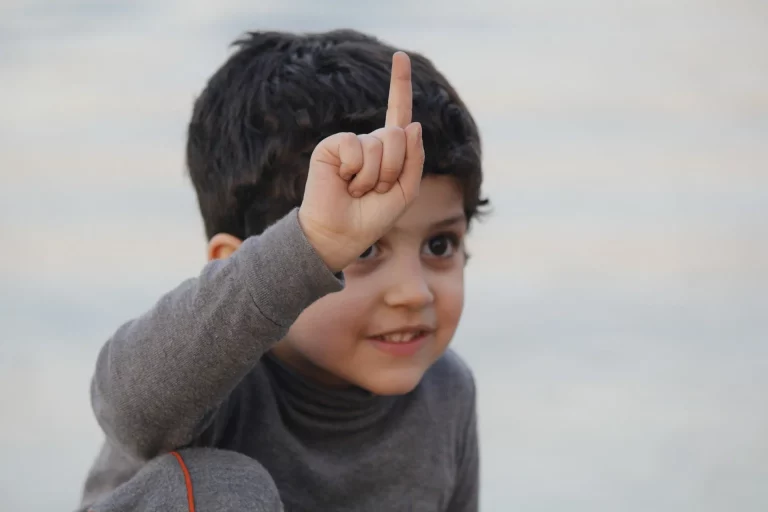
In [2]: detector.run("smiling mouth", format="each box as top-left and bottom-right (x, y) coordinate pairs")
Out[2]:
(371, 331), (429, 343)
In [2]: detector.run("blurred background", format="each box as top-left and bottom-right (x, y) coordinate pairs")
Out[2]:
(1, 0), (767, 510)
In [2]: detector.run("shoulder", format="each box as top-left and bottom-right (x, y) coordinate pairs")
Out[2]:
(417, 349), (477, 414)
(426, 349), (476, 391)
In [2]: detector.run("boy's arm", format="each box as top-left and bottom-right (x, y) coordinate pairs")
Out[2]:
(92, 51), (424, 461)
(91, 209), (342, 459)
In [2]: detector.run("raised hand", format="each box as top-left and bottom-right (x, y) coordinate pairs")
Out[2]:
(298, 52), (425, 273)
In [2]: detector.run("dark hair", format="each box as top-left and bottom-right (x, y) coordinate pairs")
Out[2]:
(186, 29), (488, 239)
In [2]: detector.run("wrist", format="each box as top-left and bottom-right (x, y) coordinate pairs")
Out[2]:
(297, 210), (350, 274)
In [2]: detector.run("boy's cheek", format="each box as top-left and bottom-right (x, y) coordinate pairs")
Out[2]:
(436, 266), (465, 316)
(438, 283), (465, 342)
(287, 285), (376, 342)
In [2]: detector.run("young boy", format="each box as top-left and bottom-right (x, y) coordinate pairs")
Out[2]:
(80, 29), (488, 512)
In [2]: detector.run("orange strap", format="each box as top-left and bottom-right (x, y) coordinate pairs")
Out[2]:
(171, 451), (196, 512)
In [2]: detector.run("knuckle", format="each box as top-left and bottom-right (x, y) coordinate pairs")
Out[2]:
(374, 126), (404, 145)
(384, 126), (406, 140)
(380, 132), (407, 158)
(340, 135), (363, 166)
(340, 131), (358, 145)
(360, 134), (384, 154)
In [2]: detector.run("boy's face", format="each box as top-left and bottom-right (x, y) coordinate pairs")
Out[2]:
(273, 175), (467, 395)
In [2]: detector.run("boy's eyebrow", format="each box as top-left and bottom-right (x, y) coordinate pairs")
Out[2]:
(429, 214), (467, 229)
(389, 214), (466, 235)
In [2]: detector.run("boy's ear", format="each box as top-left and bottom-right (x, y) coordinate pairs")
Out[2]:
(207, 233), (243, 261)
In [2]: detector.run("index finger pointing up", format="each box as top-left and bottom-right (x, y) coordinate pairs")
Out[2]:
(385, 52), (413, 128)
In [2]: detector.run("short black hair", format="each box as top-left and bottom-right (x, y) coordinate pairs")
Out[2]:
(186, 29), (488, 239)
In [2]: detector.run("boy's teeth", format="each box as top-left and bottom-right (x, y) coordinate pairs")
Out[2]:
(378, 331), (421, 343)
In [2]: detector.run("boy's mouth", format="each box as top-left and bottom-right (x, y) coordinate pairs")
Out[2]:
(366, 326), (434, 356)
(371, 330), (429, 343)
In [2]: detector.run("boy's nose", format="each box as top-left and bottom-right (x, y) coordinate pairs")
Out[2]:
(383, 265), (435, 310)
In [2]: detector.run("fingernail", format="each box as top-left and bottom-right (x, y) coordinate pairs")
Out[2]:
(376, 183), (390, 193)
(415, 123), (422, 143)
(351, 190), (362, 198)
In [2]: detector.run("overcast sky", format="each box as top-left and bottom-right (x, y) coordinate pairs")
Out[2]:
(1, 1), (766, 510)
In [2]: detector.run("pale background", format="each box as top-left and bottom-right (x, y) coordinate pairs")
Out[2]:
(1, 1), (767, 510)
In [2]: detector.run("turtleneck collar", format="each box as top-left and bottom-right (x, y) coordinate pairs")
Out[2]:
(262, 352), (398, 436)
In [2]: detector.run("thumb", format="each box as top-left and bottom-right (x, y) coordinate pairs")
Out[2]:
(398, 122), (424, 203)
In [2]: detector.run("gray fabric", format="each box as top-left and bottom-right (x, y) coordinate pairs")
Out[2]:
(80, 208), (479, 512)
(89, 448), (282, 512)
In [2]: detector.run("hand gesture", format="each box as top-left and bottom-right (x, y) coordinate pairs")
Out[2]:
(298, 52), (425, 273)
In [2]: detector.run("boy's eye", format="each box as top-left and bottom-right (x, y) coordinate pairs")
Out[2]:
(422, 234), (458, 258)
(358, 245), (379, 260)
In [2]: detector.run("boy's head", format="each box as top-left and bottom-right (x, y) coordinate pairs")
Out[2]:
(188, 29), (488, 395)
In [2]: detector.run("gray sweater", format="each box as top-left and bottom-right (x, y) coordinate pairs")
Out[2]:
(80, 209), (479, 511)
